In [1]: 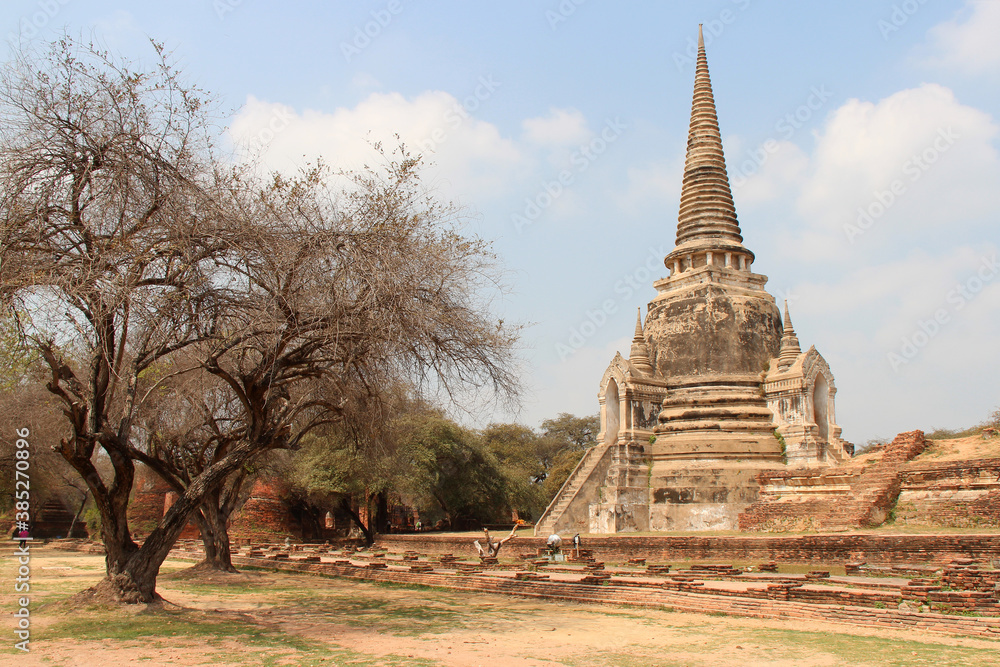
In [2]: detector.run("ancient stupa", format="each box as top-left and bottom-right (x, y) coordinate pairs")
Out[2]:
(536, 27), (851, 536)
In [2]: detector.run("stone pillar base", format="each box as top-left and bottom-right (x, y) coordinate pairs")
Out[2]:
(647, 463), (774, 531)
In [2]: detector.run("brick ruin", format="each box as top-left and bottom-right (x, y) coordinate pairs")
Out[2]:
(896, 458), (1000, 528)
(228, 479), (302, 542)
(126, 465), (404, 544)
(26, 496), (88, 539)
(71, 533), (992, 639)
(128, 467), (200, 539)
(739, 430), (1000, 532)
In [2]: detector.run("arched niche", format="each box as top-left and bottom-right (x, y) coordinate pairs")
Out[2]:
(605, 378), (621, 446)
(812, 373), (830, 442)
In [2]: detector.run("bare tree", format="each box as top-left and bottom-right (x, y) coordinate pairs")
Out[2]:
(170, 151), (521, 562)
(0, 37), (521, 601)
(0, 38), (238, 601)
(131, 354), (255, 571)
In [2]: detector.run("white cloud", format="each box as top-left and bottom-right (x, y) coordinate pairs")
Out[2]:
(228, 91), (523, 202)
(521, 108), (590, 147)
(619, 159), (682, 216)
(923, 0), (1000, 74)
(784, 244), (1000, 442)
(786, 84), (999, 257)
(731, 139), (808, 205)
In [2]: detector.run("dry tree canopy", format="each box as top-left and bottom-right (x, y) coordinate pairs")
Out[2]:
(0, 38), (233, 467)
(0, 36), (520, 456)
(211, 152), (524, 432)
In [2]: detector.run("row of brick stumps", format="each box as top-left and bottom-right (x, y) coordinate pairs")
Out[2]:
(46, 539), (1000, 637)
(376, 532), (1000, 566)
(220, 552), (1000, 639)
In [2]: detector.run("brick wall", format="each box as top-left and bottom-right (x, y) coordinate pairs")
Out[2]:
(895, 458), (1000, 529)
(739, 431), (928, 531)
(128, 466), (199, 539)
(376, 532), (1000, 566)
(228, 478), (301, 542)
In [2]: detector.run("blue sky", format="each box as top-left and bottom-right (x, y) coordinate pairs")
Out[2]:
(5, 1), (999, 444)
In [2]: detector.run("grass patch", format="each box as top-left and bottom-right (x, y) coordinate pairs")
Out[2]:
(30, 606), (435, 666)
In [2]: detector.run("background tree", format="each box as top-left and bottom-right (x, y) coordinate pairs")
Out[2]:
(538, 413), (598, 501)
(398, 411), (510, 529)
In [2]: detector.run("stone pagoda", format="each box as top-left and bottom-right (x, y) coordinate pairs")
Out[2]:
(535, 26), (851, 536)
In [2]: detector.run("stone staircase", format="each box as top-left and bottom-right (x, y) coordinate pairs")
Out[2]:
(819, 430), (928, 530)
(534, 442), (612, 536)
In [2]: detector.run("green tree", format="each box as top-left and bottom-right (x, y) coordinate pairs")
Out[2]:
(289, 408), (513, 539)
(481, 422), (545, 518)
(538, 413), (598, 502)
(395, 412), (510, 529)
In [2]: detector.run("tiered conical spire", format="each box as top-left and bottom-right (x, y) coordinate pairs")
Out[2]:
(675, 24), (743, 246)
(777, 301), (802, 370)
(629, 308), (654, 376)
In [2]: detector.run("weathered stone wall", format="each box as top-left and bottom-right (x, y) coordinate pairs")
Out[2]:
(895, 458), (1000, 528)
(739, 431), (928, 531)
(646, 284), (781, 377)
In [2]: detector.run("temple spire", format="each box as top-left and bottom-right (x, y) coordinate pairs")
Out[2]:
(777, 301), (802, 370)
(629, 308), (654, 376)
(675, 24), (743, 247)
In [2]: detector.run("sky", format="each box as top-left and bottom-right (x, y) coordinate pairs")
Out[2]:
(4, 0), (999, 445)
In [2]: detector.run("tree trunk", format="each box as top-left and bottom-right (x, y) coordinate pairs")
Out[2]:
(84, 440), (259, 602)
(192, 510), (219, 564)
(67, 492), (88, 539)
(196, 491), (238, 572)
(340, 497), (374, 545)
(375, 490), (391, 534)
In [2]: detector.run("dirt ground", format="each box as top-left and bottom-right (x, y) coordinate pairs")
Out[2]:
(3, 547), (999, 666)
(920, 434), (1000, 462)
